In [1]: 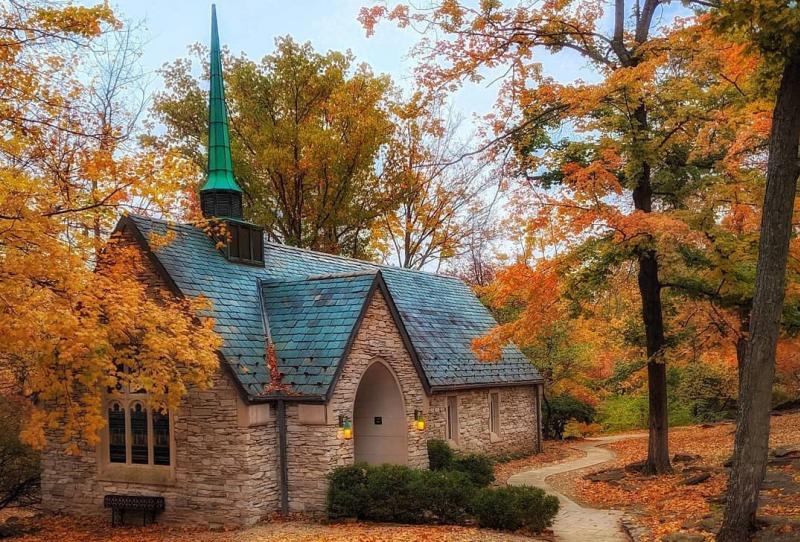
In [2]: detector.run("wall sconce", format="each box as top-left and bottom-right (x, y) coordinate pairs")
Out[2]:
(414, 409), (425, 431)
(338, 415), (353, 440)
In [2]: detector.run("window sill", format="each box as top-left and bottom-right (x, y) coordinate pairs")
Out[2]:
(97, 464), (176, 486)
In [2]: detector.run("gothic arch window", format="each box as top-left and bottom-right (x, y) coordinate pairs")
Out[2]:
(130, 402), (149, 465)
(104, 368), (173, 469)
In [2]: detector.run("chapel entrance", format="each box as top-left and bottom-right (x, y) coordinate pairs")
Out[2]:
(353, 362), (408, 465)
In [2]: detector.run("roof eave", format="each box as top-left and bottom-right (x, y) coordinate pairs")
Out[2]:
(429, 378), (544, 393)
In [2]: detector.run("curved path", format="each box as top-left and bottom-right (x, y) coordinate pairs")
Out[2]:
(508, 435), (640, 542)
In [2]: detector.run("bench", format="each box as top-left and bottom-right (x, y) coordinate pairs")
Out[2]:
(103, 494), (165, 526)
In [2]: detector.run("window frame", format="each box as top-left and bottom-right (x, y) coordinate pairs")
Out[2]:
(445, 395), (459, 445)
(488, 391), (501, 440)
(97, 372), (176, 485)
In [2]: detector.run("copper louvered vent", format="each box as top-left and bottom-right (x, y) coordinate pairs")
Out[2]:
(201, 190), (242, 220)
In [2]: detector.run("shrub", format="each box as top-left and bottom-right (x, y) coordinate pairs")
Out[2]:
(472, 485), (559, 532)
(677, 362), (736, 422)
(0, 396), (40, 510)
(427, 439), (494, 487)
(452, 453), (495, 487)
(427, 439), (454, 470)
(562, 420), (602, 439)
(544, 394), (595, 439)
(362, 464), (423, 523)
(597, 394), (648, 432)
(327, 463), (475, 524)
(326, 463), (369, 519)
(409, 470), (476, 524)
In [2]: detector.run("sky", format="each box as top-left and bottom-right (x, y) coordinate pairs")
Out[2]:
(98, 0), (602, 127)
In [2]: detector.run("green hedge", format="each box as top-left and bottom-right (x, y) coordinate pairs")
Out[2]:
(426, 439), (495, 486)
(472, 485), (560, 532)
(327, 463), (558, 532)
(426, 438), (455, 470)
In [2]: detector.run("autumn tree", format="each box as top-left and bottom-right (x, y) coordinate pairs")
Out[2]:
(710, 2), (800, 540)
(149, 37), (397, 258)
(362, 0), (761, 473)
(0, 1), (220, 451)
(377, 95), (496, 269)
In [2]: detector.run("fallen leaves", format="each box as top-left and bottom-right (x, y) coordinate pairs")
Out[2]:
(557, 413), (800, 541)
(12, 516), (547, 542)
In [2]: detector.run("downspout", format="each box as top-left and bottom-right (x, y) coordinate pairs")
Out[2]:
(257, 279), (290, 514)
(276, 397), (289, 514)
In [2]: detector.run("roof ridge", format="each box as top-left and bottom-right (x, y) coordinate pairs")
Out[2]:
(127, 215), (463, 282)
(264, 241), (463, 282)
(260, 270), (378, 286)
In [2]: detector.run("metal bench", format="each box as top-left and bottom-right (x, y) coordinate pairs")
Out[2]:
(103, 494), (165, 526)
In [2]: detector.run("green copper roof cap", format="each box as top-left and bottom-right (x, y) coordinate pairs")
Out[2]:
(201, 4), (242, 194)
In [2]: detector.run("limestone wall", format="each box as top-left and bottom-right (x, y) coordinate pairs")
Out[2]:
(428, 385), (541, 457)
(40, 369), (279, 528)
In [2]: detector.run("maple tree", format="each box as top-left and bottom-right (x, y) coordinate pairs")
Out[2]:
(0, 1), (221, 451)
(149, 37), (397, 259)
(362, 0), (773, 474)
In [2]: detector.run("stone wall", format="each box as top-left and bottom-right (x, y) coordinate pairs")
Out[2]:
(41, 369), (280, 528)
(428, 385), (541, 456)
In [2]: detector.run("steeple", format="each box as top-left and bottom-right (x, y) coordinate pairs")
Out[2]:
(200, 4), (243, 219)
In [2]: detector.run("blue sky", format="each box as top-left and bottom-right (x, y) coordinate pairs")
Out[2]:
(102, 0), (605, 125)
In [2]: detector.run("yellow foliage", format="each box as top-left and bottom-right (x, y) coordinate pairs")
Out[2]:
(0, 2), (219, 451)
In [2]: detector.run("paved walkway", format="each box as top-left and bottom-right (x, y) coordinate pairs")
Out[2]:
(508, 435), (639, 542)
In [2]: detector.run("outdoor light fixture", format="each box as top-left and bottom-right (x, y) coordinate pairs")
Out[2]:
(414, 410), (425, 431)
(338, 415), (353, 440)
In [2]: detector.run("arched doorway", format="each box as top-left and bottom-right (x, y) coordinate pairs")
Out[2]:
(353, 362), (408, 465)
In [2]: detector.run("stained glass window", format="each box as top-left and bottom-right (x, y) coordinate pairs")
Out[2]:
(130, 402), (149, 465)
(152, 411), (170, 466)
(108, 403), (126, 463)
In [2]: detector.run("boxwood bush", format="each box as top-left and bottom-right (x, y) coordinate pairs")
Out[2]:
(426, 438), (454, 470)
(426, 439), (495, 487)
(327, 461), (558, 533)
(409, 469), (476, 524)
(472, 485), (560, 532)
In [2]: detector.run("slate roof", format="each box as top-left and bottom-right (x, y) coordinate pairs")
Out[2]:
(121, 215), (542, 400)
(260, 273), (376, 395)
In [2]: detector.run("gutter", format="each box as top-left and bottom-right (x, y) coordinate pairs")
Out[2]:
(429, 379), (544, 393)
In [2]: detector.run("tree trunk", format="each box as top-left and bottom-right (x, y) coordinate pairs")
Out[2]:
(632, 101), (672, 475)
(639, 249), (671, 474)
(718, 49), (800, 542)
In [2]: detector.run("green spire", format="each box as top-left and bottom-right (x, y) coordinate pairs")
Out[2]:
(201, 4), (242, 193)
